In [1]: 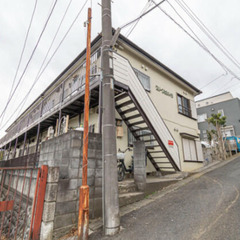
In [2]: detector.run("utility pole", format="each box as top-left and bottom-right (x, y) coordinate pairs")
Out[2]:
(78, 8), (92, 240)
(101, 0), (120, 236)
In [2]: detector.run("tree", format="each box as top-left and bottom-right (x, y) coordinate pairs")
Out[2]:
(207, 113), (227, 160)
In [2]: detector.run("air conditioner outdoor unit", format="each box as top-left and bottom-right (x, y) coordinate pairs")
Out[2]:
(47, 126), (54, 139)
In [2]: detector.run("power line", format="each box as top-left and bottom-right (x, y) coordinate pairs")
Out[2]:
(175, 0), (240, 70)
(199, 72), (227, 89)
(211, 76), (238, 95)
(0, 0), (38, 128)
(16, 0), (74, 118)
(150, 0), (240, 81)
(160, 0), (240, 96)
(0, 0), (89, 132)
(166, 0), (207, 49)
(126, 1), (152, 37)
(165, 0), (235, 92)
(120, 0), (166, 30)
(0, 0), (58, 122)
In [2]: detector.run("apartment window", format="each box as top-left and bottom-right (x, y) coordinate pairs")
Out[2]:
(134, 69), (150, 91)
(182, 138), (197, 161)
(218, 109), (224, 117)
(197, 113), (207, 123)
(202, 130), (208, 140)
(177, 94), (191, 117)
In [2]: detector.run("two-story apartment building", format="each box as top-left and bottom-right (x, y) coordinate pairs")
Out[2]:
(0, 32), (203, 173)
(196, 92), (240, 141)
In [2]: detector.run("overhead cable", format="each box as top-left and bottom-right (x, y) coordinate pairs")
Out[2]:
(150, 0), (240, 81)
(0, 0), (89, 131)
(120, 0), (166, 30)
(0, 0), (58, 122)
(0, 0), (38, 128)
(126, 1), (152, 37)
(175, 0), (240, 70)
(16, 0), (74, 118)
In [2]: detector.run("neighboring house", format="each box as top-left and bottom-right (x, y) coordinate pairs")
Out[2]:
(0, 32), (204, 173)
(196, 92), (240, 141)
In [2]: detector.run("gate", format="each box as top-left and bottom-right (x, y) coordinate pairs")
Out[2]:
(0, 165), (48, 240)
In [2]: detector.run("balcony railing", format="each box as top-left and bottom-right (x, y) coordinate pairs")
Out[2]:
(0, 49), (101, 147)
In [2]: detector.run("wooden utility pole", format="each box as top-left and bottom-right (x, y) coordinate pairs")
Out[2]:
(78, 8), (92, 240)
(101, 0), (120, 236)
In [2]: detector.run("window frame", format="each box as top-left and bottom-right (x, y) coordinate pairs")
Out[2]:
(133, 68), (151, 92)
(177, 94), (192, 118)
(197, 113), (207, 123)
(182, 138), (198, 162)
(218, 109), (224, 117)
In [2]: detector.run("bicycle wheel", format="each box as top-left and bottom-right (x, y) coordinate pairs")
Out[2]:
(118, 164), (125, 182)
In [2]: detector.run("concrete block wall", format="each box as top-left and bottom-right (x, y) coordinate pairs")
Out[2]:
(39, 130), (102, 239)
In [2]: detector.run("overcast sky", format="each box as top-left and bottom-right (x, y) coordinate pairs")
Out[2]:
(0, 0), (240, 137)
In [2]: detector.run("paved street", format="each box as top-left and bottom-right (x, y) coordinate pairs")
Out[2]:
(90, 157), (240, 240)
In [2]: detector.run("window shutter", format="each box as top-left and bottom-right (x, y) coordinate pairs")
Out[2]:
(183, 138), (191, 160)
(190, 100), (197, 119)
(195, 140), (204, 162)
(189, 140), (197, 161)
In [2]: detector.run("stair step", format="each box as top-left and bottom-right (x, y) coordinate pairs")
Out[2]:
(124, 114), (141, 121)
(146, 145), (160, 148)
(132, 127), (149, 133)
(116, 100), (133, 109)
(144, 139), (155, 143)
(115, 93), (129, 102)
(160, 167), (174, 169)
(154, 156), (167, 159)
(156, 162), (171, 164)
(148, 151), (163, 153)
(121, 107), (137, 115)
(119, 192), (145, 207)
(128, 120), (145, 127)
(118, 182), (137, 194)
(137, 132), (152, 137)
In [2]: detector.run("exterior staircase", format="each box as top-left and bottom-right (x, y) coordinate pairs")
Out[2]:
(113, 52), (181, 173)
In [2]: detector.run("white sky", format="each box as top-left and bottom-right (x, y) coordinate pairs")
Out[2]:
(0, 0), (240, 138)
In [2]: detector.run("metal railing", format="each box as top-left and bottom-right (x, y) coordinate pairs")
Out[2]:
(0, 49), (101, 148)
(0, 165), (48, 240)
(178, 104), (192, 117)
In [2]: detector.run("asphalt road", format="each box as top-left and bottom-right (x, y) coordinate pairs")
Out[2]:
(90, 157), (240, 240)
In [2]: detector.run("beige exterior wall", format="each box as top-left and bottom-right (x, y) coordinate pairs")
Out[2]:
(114, 43), (203, 172)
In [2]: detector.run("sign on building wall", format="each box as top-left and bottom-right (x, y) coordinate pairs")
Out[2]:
(155, 85), (173, 98)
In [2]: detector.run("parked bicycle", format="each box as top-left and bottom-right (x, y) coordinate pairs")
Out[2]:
(117, 148), (134, 181)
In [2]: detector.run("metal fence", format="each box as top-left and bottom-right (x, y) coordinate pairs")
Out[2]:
(0, 165), (48, 240)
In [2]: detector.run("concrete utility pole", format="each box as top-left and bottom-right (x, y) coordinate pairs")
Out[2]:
(78, 8), (92, 240)
(101, 0), (120, 236)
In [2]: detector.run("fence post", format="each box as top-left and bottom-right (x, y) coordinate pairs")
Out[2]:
(32, 165), (48, 240)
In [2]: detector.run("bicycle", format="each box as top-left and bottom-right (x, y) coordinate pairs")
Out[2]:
(117, 148), (134, 182)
